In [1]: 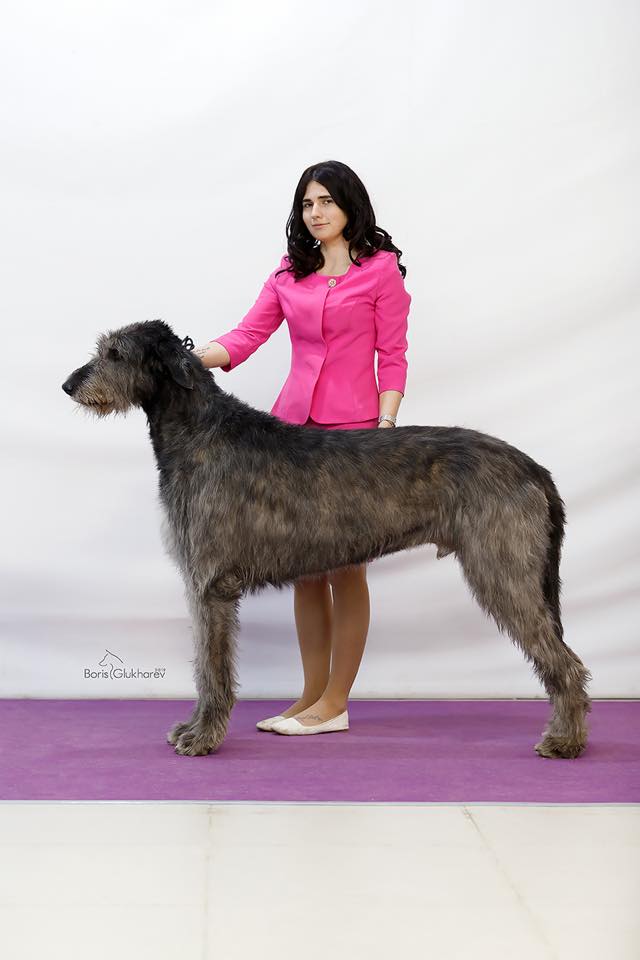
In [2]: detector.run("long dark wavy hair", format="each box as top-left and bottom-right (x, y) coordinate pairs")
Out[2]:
(275, 160), (407, 282)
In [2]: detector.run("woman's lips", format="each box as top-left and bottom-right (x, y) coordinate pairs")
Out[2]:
(312, 223), (328, 227)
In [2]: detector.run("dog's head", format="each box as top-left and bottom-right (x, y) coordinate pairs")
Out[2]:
(61, 319), (198, 417)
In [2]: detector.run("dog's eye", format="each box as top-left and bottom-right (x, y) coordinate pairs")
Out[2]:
(107, 347), (122, 362)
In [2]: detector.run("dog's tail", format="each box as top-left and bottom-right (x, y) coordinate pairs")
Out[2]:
(539, 468), (567, 642)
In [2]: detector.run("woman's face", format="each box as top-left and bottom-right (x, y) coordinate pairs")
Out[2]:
(301, 180), (348, 246)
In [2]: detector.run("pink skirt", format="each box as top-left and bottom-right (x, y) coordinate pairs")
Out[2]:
(303, 416), (378, 430)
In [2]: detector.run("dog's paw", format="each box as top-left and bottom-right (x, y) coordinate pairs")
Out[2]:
(173, 722), (224, 756)
(167, 720), (193, 745)
(534, 735), (586, 759)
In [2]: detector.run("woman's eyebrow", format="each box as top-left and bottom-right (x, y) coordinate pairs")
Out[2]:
(302, 194), (332, 201)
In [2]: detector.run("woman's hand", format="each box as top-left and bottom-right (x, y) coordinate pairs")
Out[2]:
(378, 420), (395, 429)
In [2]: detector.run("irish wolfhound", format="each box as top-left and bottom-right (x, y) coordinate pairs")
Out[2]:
(61, 320), (592, 759)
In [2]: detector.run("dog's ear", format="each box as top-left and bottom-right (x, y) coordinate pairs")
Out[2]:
(156, 339), (195, 390)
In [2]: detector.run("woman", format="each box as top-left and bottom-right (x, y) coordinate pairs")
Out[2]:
(195, 160), (411, 735)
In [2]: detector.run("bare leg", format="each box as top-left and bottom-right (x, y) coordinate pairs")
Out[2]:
(294, 563), (370, 726)
(280, 575), (333, 718)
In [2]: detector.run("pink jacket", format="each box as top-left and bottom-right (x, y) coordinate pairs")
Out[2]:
(211, 248), (411, 425)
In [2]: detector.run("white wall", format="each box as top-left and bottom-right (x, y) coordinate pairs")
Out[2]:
(1, 0), (638, 699)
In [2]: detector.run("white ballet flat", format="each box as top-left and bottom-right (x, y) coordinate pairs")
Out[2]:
(271, 710), (349, 735)
(256, 714), (287, 731)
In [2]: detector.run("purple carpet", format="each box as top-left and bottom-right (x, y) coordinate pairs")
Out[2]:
(0, 699), (637, 803)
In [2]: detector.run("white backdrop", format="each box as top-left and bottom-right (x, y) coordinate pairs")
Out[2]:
(1, 1), (638, 700)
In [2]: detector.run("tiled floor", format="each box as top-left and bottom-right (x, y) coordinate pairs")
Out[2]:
(0, 803), (638, 959)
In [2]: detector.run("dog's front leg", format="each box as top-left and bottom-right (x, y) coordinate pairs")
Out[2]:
(167, 575), (242, 756)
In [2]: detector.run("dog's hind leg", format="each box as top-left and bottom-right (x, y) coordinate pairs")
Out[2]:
(167, 574), (242, 756)
(455, 491), (592, 759)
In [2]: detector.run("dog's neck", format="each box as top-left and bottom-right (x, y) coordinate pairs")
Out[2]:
(142, 365), (279, 466)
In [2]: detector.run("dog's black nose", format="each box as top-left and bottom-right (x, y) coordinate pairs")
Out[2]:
(61, 379), (74, 395)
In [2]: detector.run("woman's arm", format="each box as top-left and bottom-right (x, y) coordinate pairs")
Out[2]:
(194, 341), (231, 369)
(199, 266), (285, 373)
(375, 255), (411, 427)
(378, 389), (403, 427)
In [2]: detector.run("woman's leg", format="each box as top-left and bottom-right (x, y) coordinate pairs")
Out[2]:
(279, 574), (333, 719)
(282, 418), (374, 724)
(293, 562), (371, 726)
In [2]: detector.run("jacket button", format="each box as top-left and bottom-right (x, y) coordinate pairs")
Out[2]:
(327, 278), (337, 287)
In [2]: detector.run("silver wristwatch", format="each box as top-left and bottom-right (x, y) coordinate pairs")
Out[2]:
(378, 414), (397, 426)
